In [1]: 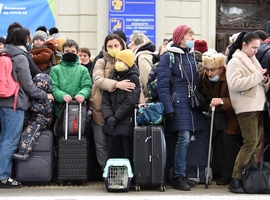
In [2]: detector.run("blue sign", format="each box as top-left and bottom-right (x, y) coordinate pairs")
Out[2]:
(109, 0), (156, 45)
(0, 0), (56, 37)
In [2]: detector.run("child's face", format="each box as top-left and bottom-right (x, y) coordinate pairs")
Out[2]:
(33, 39), (44, 47)
(63, 46), (78, 54)
(0, 42), (4, 49)
(78, 51), (89, 64)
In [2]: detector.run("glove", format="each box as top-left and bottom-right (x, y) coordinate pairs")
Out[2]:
(107, 116), (116, 129)
(165, 112), (174, 122)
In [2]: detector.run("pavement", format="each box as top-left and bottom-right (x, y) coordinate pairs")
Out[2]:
(0, 181), (269, 200)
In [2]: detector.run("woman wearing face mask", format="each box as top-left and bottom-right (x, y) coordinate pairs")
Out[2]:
(198, 52), (242, 186)
(89, 33), (145, 171)
(157, 24), (204, 191)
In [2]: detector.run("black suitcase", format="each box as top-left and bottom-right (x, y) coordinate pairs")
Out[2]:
(57, 101), (89, 186)
(133, 109), (166, 192)
(15, 130), (54, 183)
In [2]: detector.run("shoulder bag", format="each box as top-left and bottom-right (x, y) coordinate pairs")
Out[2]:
(175, 56), (207, 112)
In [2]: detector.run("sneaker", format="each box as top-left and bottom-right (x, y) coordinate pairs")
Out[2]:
(12, 152), (29, 161)
(172, 175), (190, 191)
(183, 176), (197, 187)
(216, 176), (231, 186)
(0, 177), (21, 188)
(228, 178), (245, 193)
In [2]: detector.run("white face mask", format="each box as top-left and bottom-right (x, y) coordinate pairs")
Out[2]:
(208, 74), (220, 82)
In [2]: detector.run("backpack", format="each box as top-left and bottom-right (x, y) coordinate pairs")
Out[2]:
(147, 52), (175, 101)
(0, 52), (20, 110)
(53, 100), (87, 137)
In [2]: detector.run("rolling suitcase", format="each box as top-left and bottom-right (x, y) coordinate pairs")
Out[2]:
(57, 101), (89, 186)
(15, 130), (54, 183)
(133, 109), (166, 192)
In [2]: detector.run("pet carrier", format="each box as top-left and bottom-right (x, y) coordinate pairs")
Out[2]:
(103, 158), (133, 192)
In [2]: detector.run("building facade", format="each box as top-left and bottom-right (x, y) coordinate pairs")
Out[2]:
(55, 0), (269, 56)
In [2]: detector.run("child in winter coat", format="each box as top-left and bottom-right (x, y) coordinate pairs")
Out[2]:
(30, 30), (56, 74)
(13, 73), (54, 160)
(102, 49), (141, 161)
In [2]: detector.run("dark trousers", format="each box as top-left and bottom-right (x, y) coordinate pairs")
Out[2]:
(232, 111), (264, 179)
(107, 135), (132, 162)
(212, 131), (242, 179)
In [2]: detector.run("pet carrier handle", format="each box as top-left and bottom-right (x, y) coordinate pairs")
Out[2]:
(64, 100), (82, 140)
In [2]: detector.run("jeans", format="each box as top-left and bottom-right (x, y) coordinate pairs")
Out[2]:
(0, 107), (24, 180)
(174, 130), (190, 176)
(232, 111), (264, 179)
(91, 121), (108, 170)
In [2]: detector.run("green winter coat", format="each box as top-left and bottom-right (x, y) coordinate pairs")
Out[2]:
(50, 59), (92, 116)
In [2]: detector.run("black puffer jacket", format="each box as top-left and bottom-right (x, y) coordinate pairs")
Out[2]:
(102, 65), (141, 137)
(256, 38), (270, 99)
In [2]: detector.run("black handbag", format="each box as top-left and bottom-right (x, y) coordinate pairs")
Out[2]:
(242, 145), (270, 194)
(176, 56), (207, 112)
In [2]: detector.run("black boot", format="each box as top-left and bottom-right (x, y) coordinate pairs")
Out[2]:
(216, 176), (231, 186)
(184, 176), (198, 187)
(172, 175), (190, 191)
(228, 178), (245, 193)
(12, 152), (29, 161)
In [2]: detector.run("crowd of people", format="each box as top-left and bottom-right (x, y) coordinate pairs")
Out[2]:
(0, 21), (270, 195)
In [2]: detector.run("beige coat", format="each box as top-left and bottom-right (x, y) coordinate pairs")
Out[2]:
(134, 51), (153, 102)
(226, 49), (270, 114)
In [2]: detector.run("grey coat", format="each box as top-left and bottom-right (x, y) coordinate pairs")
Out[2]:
(0, 45), (47, 110)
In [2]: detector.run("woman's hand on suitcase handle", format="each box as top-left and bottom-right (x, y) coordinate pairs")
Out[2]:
(63, 94), (72, 103)
(75, 94), (85, 103)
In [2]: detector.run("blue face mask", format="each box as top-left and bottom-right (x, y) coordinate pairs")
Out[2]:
(208, 74), (220, 82)
(185, 40), (194, 49)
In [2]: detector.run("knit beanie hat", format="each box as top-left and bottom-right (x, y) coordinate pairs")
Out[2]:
(172, 24), (191, 46)
(116, 50), (134, 68)
(202, 52), (225, 69)
(32, 30), (47, 42)
(0, 36), (6, 44)
(194, 40), (208, 54)
(113, 30), (127, 43)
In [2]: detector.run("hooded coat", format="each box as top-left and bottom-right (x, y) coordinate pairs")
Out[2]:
(0, 45), (47, 111)
(157, 41), (204, 133)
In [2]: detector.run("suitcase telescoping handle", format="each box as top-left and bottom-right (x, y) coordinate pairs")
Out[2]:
(64, 100), (82, 140)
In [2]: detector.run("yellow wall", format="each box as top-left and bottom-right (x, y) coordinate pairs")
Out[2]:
(56, 0), (216, 56)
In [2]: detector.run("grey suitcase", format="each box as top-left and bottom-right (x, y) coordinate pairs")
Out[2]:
(15, 130), (54, 183)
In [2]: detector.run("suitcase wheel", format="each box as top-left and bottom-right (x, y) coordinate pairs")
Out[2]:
(159, 185), (166, 192)
(135, 185), (141, 191)
(82, 180), (87, 186)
